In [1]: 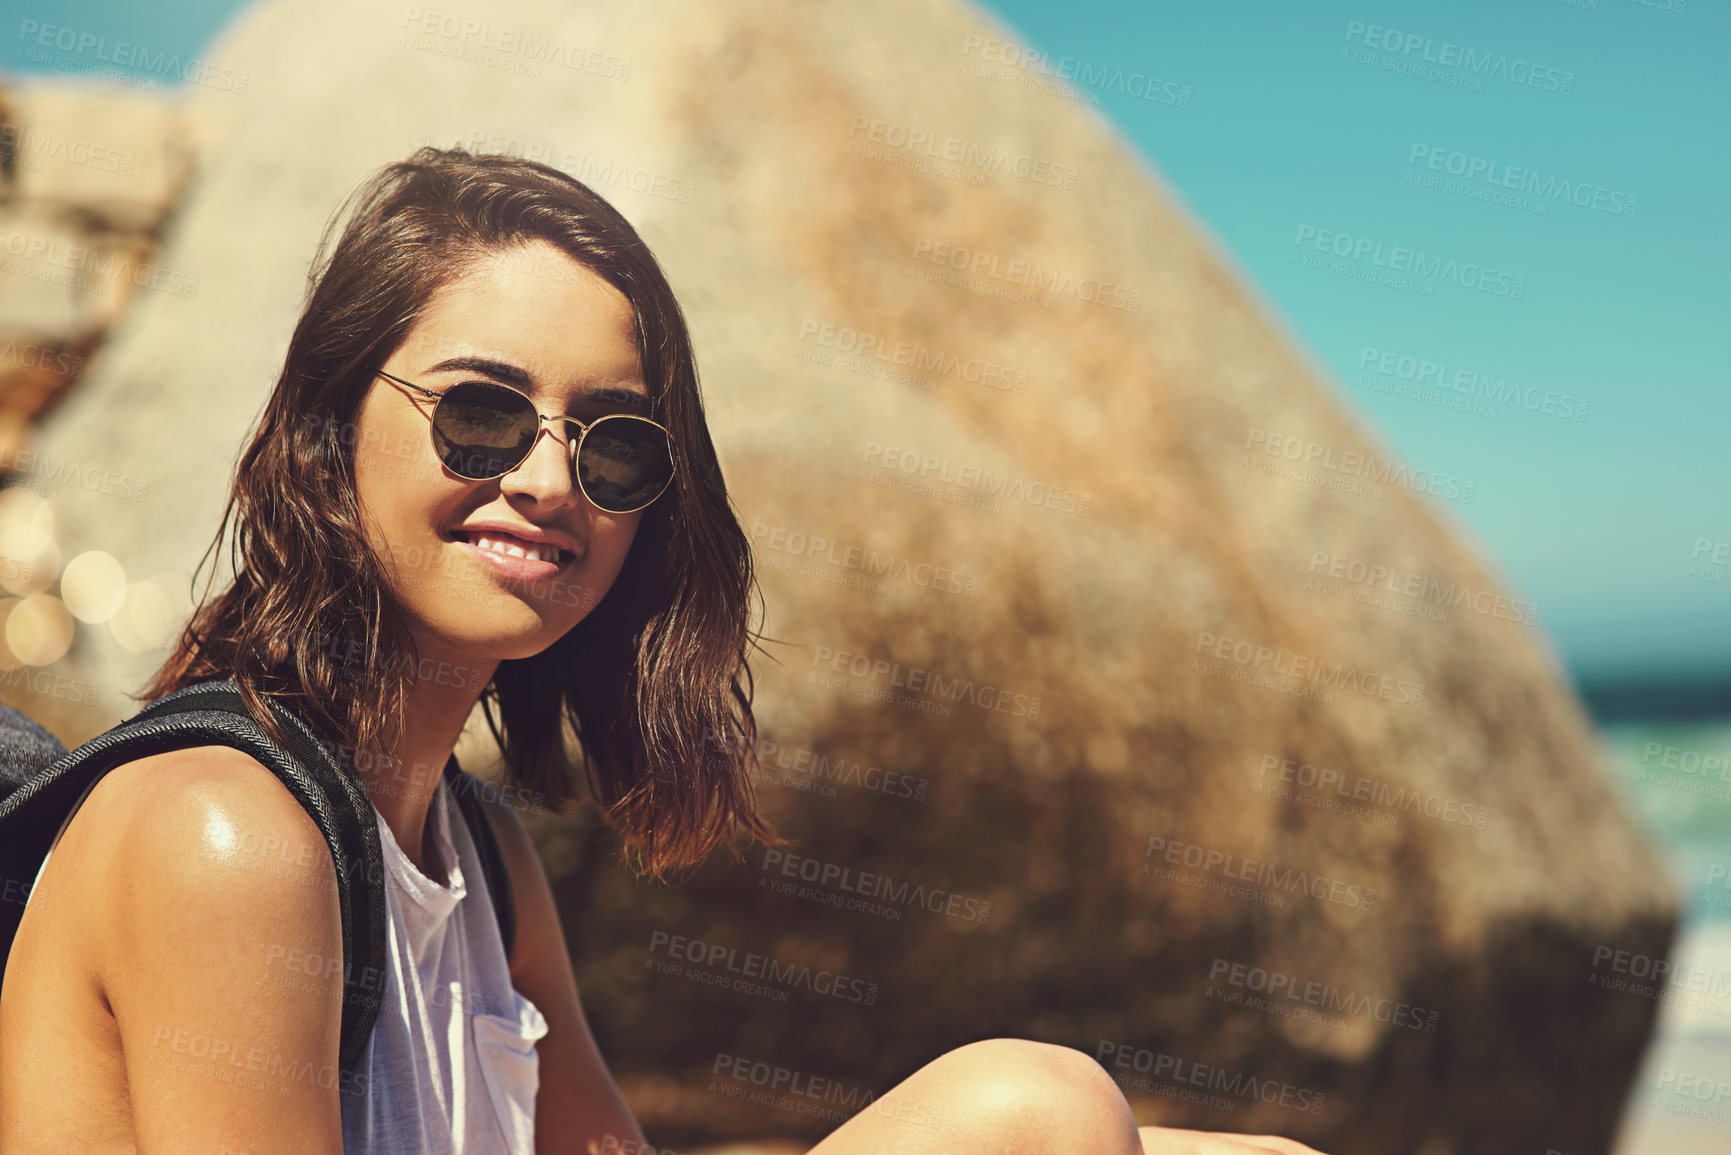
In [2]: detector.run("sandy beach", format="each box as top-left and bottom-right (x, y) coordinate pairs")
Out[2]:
(1615, 919), (1731, 1154)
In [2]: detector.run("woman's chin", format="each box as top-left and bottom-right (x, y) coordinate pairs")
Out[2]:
(446, 628), (558, 664)
(398, 608), (565, 673)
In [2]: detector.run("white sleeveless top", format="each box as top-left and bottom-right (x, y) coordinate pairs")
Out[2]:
(30, 770), (548, 1153)
(340, 775), (550, 1153)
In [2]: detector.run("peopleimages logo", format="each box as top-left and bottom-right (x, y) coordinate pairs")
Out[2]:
(397, 7), (632, 80)
(0, 337), (87, 377)
(1342, 20), (1575, 95)
(759, 850), (993, 925)
(910, 237), (1142, 312)
(0, 123), (134, 175)
(0, 224), (200, 298)
(0, 445), (149, 503)
(1358, 345), (1588, 422)
(700, 723), (932, 802)
(809, 644), (1043, 720)
(1195, 630), (1426, 708)
(1207, 957), (1440, 1033)
(1308, 550), (1538, 626)
(1292, 225), (1525, 299)
(1096, 1040), (1327, 1115)
(1257, 754), (1492, 830)
(959, 34), (1193, 108)
(647, 930), (880, 1005)
(798, 320), (1028, 394)
(458, 130), (695, 204)
(1246, 427), (1476, 505)
(847, 116), (1079, 189)
(750, 521), (981, 597)
(1408, 144), (1637, 219)
(1143, 834), (1378, 911)
(863, 442), (1091, 516)
(15, 20), (250, 92)
(1639, 740), (1731, 783)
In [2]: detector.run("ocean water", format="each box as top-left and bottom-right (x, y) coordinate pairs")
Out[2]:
(1601, 723), (1731, 925)
(1600, 723), (1731, 1153)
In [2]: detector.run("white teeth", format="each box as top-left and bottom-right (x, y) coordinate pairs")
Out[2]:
(468, 533), (560, 564)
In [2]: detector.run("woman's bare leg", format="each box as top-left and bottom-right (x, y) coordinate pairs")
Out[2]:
(806, 1038), (1145, 1155)
(796, 1038), (1332, 1155)
(1137, 1128), (1329, 1155)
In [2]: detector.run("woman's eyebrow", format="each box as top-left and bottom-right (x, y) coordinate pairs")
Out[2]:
(426, 354), (533, 387)
(424, 355), (651, 411)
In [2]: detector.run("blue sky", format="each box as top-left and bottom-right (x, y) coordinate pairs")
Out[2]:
(968, 0), (1730, 685)
(5, 0), (1727, 684)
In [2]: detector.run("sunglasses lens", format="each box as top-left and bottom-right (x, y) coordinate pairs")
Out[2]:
(430, 382), (537, 478)
(576, 417), (674, 513)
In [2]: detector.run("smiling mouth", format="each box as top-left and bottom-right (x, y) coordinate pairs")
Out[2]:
(447, 529), (576, 566)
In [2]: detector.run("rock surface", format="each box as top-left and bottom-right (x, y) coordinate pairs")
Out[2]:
(7, 1), (1677, 1153)
(0, 75), (198, 444)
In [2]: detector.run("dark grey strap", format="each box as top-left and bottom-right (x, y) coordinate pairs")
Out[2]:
(0, 679), (387, 1078)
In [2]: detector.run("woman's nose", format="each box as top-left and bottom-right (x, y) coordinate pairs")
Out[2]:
(499, 422), (581, 507)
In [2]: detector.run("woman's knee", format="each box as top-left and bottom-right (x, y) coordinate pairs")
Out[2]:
(920, 1038), (1137, 1152)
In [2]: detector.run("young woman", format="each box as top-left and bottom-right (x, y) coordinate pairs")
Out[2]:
(0, 149), (1326, 1155)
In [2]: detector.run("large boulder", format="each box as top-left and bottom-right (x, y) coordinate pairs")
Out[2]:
(14, 1), (1676, 1152)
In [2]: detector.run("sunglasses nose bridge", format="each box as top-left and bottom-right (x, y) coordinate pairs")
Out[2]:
(514, 415), (584, 480)
(527, 405), (586, 443)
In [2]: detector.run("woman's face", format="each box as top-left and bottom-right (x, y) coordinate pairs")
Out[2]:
(350, 239), (652, 672)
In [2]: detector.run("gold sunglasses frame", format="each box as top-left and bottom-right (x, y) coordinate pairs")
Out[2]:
(374, 369), (676, 515)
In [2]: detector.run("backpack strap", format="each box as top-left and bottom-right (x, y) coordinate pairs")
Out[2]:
(0, 678), (387, 1078)
(443, 759), (517, 963)
(0, 680), (522, 1074)
(136, 692), (519, 965)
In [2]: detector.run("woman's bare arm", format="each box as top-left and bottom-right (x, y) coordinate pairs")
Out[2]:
(85, 747), (348, 1153)
(482, 800), (652, 1155)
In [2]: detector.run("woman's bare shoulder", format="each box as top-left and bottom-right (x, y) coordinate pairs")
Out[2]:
(44, 748), (349, 1146)
(74, 745), (333, 870)
(62, 746), (342, 957)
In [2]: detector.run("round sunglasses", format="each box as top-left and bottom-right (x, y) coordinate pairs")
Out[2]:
(374, 370), (675, 515)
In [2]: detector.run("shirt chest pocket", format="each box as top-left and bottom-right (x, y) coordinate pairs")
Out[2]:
(471, 990), (551, 1152)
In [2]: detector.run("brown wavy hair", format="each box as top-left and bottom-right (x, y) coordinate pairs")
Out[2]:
(139, 146), (777, 878)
